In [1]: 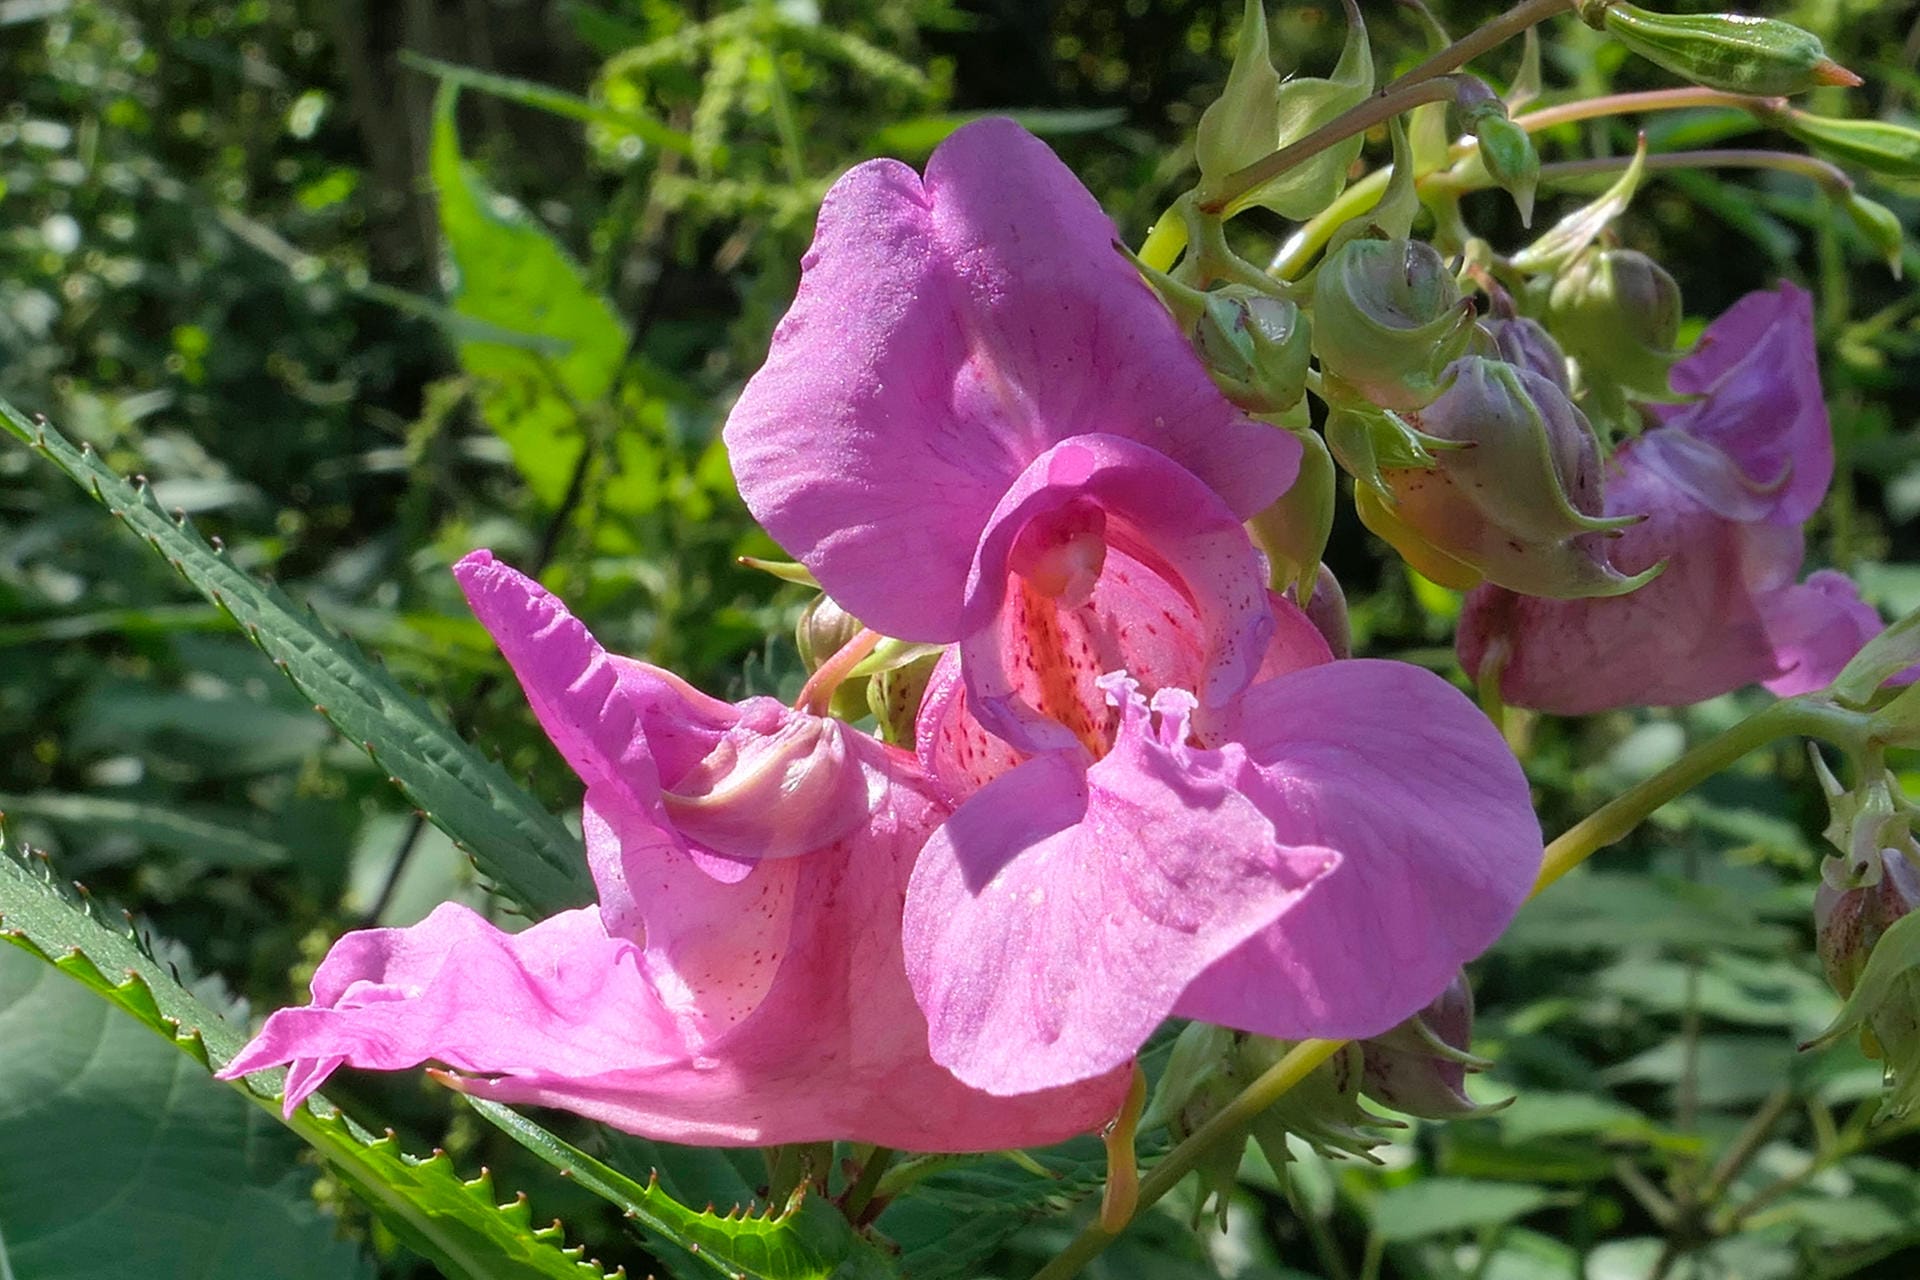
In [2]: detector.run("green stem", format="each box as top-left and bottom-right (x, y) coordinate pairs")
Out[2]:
(1200, 77), (1464, 216)
(1529, 148), (1853, 196)
(1534, 699), (1870, 892)
(841, 1146), (895, 1223)
(1385, 0), (1576, 92)
(1031, 697), (1876, 1279)
(1515, 86), (1784, 132)
(1029, 1038), (1344, 1280)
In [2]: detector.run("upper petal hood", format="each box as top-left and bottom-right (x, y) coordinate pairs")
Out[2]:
(1656, 282), (1831, 525)
(723, 117), (1298, 643)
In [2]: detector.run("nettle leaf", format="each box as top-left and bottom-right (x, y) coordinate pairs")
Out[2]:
(431, 84), (630, 507)
(0, 399), (592, 916)
(0, 836), (619, 1280)
(877, 1139), (1117, 1280)
(471, 1099), (895, 1280)
(0, 947), (375, 1280)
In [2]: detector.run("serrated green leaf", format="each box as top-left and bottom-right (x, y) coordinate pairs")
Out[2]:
(469, 1098), (894, 1280)
(0, 399), (591, 916)
(0, 947), (375, 1280)
(432, 85), (630, 508)
(878, 1140), (1116, 1280)
(0, 834), (617, 1280)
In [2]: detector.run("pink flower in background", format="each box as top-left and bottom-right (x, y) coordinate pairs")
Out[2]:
(218, 552), (1125, 1149)
(1459, 284), (1889, 714)
(727, 118), (1544, 1096)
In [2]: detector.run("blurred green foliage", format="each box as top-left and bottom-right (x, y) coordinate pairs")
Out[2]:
(3, 0), (1920, 1277)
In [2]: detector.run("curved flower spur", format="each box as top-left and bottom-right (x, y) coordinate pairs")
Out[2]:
(725, 118), (1545, 1097)
(219, 552), (1125, 1150)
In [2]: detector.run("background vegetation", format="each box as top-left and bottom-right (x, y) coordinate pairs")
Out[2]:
(2, 1), (1919, 1277)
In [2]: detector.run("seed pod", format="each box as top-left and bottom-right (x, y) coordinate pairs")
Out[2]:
(1193, 286), (1313, 412)
(1578, 1), (1861, 97)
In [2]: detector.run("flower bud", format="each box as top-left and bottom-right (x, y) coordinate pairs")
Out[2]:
(867, 651), (939, 746)
(1816, 850), (1920, 1003)
(1547, 248), (1685, 402)
(1356, 357), (1655, 597)
(1360, 973), (1501, 1119)
(1842, 191), (1905, 281)
(795, 594), (871, 721)
(1783, 111), (1920, 182)
(1302, 563), (1352, 659)
(1313, 237), (1475, 411)
(1194, 286), (1313, 413)
(1453, 86), (1540, 226)
(1578, 1), (1861, 96)
(1246, 427), (1335, 597)
(1484, 315), (1571, 393)
(1144, 1026), (1386, 1229)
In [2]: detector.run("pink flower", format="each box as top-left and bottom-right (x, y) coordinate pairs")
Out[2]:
(728, 119), (1544, 1096)
(217, 552), (1125, 1150)
(1459, 284), (1888, 714)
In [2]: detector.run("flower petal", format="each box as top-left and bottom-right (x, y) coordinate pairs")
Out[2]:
(1658, 283), (1830, 524)
(1176, 660), (1540, 1040)
(903, 678), (1336, 1094)
(724, 118), (1297, 642)
(960, 435), (1279, 754)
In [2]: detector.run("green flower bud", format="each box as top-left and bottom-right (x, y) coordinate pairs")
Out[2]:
(796, 594), (872, 721)
(1476, 115), (1542, 227)
(1547, 247), (1686, 401)
(1246, 427), (1335, 597)
(1783, 111), (1920, 181)
(1143, 1028), (1387, 1230)
(1313, 237), (1475, 411)
(1843, 190), (1905, 281)
(1357, 357), (1655, 597)
(1578, 1), (1862, 96)
(866, 651), (939, 746)
(1193, 286), (1313, 412)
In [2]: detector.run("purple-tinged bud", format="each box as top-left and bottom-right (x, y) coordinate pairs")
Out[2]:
(1355, 357), (1655, 597)
(1816, 851), (1920, 1001)
(1313, 237), (1475, 411)
(1301, 563), (1352, 660)
(1193, 286), (1313, 413)
(1360, 972), (1502, 1119)
(1484, 316), (1572, 394)
(1804, 756), (1920, 1115)
(1548, 248), (1685, 403)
